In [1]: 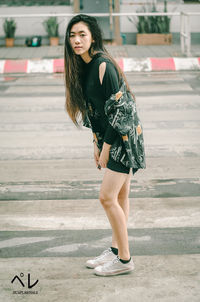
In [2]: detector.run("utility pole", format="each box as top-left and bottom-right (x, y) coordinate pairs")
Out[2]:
(114, 0), (122, 45)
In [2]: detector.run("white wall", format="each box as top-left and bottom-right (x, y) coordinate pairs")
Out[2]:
(0, 6), (73, 37)
(0, 3), (199, 39)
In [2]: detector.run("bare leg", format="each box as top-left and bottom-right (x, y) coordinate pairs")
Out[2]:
(99, 169), (131, 260)
(111, 172), (131, 249)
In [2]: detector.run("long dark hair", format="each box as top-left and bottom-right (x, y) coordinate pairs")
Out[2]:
(64, 14), (132, 126)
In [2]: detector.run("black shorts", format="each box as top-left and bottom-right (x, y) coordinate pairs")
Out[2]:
(107, 157), (138, 175)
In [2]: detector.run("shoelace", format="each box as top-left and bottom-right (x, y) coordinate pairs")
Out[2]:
(103, 256), (120, 268)
(113, 256), (120, 264)
(94, 248), (112, 260)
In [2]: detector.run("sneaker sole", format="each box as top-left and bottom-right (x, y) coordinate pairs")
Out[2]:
(86, 260), (115, 269)
(86, 265), (94, 269)
(86, 263), (99, 269)
(94, 267), (134, 277)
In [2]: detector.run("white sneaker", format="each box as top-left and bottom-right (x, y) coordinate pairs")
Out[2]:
(86, 248), (117, 269)
(94, 256), (134, 276)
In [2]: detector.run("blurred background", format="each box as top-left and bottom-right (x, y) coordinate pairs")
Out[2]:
(0, 0), (200, 47)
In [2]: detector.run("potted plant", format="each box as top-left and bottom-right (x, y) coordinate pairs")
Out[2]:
(3, 18), (16, 47)
(43, 17), (59, 46)
(131, 1), (172, 45)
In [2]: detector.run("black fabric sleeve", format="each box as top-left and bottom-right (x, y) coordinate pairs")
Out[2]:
(100, 61), (120, 144)
(101, 61), (120, 99)
(103, 124), (118, 145)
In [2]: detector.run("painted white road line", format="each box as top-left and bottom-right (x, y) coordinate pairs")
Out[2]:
(174, 58), (200, 71)
(0, 197), (199, 230)
(123, 58), (152, 72)
(27, 59), (54, 73)
(0, 60), (5, 74)
(0, 237), (54, 249)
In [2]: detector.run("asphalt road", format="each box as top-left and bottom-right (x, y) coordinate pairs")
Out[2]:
(0, 71), (200, 302)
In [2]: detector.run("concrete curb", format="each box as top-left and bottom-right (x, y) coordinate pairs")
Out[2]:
(0, 57), (200, 73)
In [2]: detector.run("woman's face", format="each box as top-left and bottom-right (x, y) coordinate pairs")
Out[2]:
(69, 21), (94, 62)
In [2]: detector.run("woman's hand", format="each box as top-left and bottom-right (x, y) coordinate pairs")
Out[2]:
(94, 142), (100, 168)
(98, 143), (111, 169)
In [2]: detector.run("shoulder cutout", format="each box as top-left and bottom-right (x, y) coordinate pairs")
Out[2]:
(99, 62), (106, 85)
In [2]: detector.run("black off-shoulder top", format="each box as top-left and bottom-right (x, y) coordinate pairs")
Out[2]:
(82, 52), (120, 145)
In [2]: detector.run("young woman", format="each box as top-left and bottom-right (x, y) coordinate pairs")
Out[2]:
(64, 14), (145, 276)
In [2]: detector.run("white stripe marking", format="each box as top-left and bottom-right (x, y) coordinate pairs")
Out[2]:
(174, 58), (200, 71)
(0, 60), (5, 74)
(0, 237), (54, 248)
(27, 59), (54, 73)
(123, 58), (152, 72)
(43, 243), (88, 254)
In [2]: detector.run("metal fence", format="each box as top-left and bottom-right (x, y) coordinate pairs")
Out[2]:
(0, 12), (199, 57)
(180, 12), (200, 57)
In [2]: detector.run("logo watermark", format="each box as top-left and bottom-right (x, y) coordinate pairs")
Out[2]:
(11, 273), (39, 295)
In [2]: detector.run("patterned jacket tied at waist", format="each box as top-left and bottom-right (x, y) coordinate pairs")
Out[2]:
(84, 81), (146, 169)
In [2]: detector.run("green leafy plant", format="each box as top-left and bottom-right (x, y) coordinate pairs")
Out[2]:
(43, 17), (59, 37)
(130, 0), (171, 34)
(3, 18), (16, 38)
